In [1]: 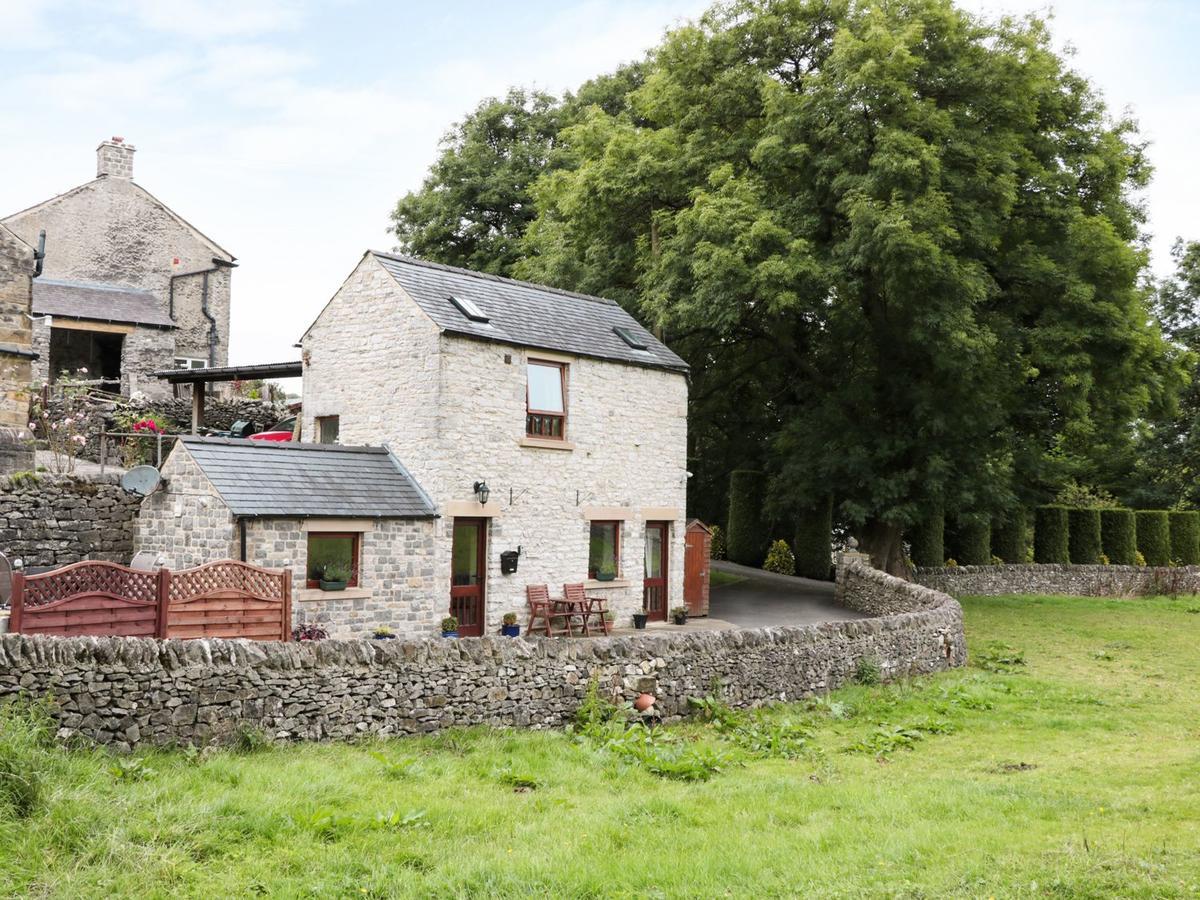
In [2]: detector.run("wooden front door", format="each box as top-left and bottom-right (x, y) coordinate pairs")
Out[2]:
(643, 522), (669, 621)
(450, 518), (486, 637)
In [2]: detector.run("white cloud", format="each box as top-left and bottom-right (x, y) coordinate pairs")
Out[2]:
(116, 0), (310, 39)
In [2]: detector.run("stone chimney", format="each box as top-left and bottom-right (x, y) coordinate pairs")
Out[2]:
(96, 136), (135, 179)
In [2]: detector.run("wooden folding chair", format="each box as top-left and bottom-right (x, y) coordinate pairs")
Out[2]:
(563, 582), (610, 635)
(526, 584), (573, 637)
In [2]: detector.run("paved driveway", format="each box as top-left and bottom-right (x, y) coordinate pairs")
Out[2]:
(707, 561), (869, 627)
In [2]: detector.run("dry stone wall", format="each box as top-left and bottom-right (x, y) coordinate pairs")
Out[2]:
(914, 563), (1200, 597)
(0, 472), (140, 567)
(0, 560), (964, 749)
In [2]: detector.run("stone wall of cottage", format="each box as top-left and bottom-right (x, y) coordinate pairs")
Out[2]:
(0, 472), (141, 567)
(3, 164), (232, 371)
(0, 561), (964, 749)
(243, 517), (440, 638)
(134, 446), (237, 564)
(301, 256), (689, 633)
(0, 226), (35, 472)
(914, 563), (1200, 598)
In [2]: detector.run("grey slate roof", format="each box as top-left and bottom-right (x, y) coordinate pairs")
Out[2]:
(371, 252), (689, 374)
(180, 437), (437, 519)
(33, 278), (175, 328)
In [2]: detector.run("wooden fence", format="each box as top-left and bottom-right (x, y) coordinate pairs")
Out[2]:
(9, 560), (292, 641)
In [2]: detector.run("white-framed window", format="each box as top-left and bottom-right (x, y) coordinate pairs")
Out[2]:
(174, 357), (208, 370)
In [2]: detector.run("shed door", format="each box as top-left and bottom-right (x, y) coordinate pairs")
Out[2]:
(450, 519), (486, 637)
(684, 524), (710, 616)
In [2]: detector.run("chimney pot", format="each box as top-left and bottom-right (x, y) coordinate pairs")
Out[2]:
(97, 138), (135, 179)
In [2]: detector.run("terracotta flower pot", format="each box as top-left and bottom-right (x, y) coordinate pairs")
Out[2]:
(634, 693), (656, 712)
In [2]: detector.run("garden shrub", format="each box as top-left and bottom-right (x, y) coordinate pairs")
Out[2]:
(907, 505), (944, 568)
(762, 540), (796, 576)
(1099, 509), (1137, 565)
(1067, 508), (1102, 564)
(793, 497), (833, 580)
(1136, 510), (1171, 567)
(1169, 511), (1200, 565)
(1033, 505), (1070, 563)
(709, 525), (727, 561)
(726, 470), (767, 566)
(948, 518), (990, 566)
(990, 510), (1027, 565)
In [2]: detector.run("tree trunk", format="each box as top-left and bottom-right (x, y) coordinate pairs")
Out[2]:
(859, 518), (909, 578)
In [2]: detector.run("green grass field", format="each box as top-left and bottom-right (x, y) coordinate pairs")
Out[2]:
(3, 594), (1200, 898)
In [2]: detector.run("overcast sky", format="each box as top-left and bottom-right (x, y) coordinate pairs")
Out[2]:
(1, 0), (1195, 372)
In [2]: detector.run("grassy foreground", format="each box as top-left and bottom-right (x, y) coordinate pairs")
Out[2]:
(2, 595), (1200, 898)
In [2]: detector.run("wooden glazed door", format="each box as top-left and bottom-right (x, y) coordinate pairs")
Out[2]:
(643, 522), (668, 621)
(450, 519), (486, 636)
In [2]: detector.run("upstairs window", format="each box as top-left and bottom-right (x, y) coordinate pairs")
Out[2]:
(526, 360), (566, 439)
(174, 357), (208, 370)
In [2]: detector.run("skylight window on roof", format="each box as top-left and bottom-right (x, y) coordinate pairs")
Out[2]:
(613, 325), (649, 350)
(449, 295), (489, 323)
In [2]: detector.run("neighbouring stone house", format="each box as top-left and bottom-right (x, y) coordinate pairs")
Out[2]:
(2, 138), (235, 397)
(135, 437), (440, 636)
(297, 252), (690, 636)
(0, 224), (37, 472)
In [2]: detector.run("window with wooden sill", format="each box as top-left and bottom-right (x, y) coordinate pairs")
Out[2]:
(588, 520), (620, 580)
(306, 532), (360, 587)
(527, 359), (567, 440)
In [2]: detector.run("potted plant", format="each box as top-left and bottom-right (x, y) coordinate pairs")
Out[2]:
(372, 626), (396, 640)
(632, 612), (648, 630)
(292, 622), (328, 642)
(595, 566), (617, 583)
(441, 616), (459, 638)
(319, 563), (351, 592)
(501, 612), (520, 637)
(602, 610), (615, 634)
(671, 605), (689, 625)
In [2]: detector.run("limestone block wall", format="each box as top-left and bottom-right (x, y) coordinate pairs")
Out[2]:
(0, 225), (35, 454)
(3, 175), (232, 368)
(0, 560), (965, 750)
(0, 473), (141, 566)
(914, 563), (1200, 598)
(301, 254), (690, 633)
(133, 447), (237, 565)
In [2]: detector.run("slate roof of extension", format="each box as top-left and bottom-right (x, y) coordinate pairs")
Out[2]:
(33, 278), (175, 328)
(181, 437), (438, 519)
(371, 252), (689, 374)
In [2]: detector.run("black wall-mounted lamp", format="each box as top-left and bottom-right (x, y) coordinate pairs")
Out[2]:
(473, 480), (490, 505)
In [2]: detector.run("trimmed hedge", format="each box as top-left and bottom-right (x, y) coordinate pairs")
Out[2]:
(908, 505), (944, 568)
(952, 519), (991, 566)
(793, 496), (833, 581)
(1136, 510), (1171, 567)
(1099, 509), (1137, 565)
(991, 511), (1027, 564)
(726, 470), (767, 566)
(1169, 511), (1200, 565)
(1034, 505), (1070, 563)
(1067, 508), (1102, 564)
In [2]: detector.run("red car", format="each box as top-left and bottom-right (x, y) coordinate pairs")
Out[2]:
(248, 415), (298, 442)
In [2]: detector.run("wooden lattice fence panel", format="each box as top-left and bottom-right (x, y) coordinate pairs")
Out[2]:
(165, 561), (291, 641)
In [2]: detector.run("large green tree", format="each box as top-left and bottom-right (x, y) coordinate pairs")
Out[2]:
(389, 0), (1178, 572)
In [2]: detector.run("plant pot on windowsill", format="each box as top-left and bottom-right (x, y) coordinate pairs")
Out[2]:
(501, 613), (520, 637)
(441, 616), (459, 639)
(320, 580), (348, 592)
(317, 564), (351, 592)
(594, 570), (617, 582)
(632, 612), (648, 630)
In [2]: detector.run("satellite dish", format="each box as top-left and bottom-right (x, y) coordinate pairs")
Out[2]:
(0, 553), (11, 607)
(121, 465), (163, 496)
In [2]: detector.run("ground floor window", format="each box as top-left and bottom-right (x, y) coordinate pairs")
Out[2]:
(588, 521), (621, 579)
(306, 532), (360, 587)
(174, 357), (208, 370)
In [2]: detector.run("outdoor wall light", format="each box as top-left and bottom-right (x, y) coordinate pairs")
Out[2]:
(473, 481), (491, 505)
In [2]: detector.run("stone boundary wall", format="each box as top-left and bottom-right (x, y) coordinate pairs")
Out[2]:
(0, 561), (964, 749)
(913, 563), (1200, 598)
(0, 472), (140, 567)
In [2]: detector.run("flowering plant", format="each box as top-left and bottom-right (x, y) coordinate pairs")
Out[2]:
(132, 418), (164, 434)
(27, 369), (93, 474)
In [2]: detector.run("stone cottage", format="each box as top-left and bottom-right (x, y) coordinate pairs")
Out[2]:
(1, 138), (235, 397)
(299, 252), (690, 636)
(135, 437), (440, 635)
(0, 224), (37, 472)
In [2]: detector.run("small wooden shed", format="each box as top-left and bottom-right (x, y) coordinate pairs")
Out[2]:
(683, 519), (712, 617)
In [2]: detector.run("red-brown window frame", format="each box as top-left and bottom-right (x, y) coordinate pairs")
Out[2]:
(306, 531), (361, 588)
(526, 359), (568, 440)
(588, 520), (621, 580)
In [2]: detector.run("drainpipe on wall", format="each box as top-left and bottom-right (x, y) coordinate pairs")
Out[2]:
(239, 518), (247, 563)
(167, 257), (237, 366)
(33, 230), (46, 277)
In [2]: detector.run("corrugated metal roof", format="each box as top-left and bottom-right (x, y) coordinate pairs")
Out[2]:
(155, 361), (303, 383)
(33, 278), (175, 328)
(181, 437), (438, 519)
(371, 252), (689, 374)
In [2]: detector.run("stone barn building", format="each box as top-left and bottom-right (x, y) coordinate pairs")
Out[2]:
(0, 224), (37, 472)
(299, 252), (690, 637)
(1, 138), (235, 397)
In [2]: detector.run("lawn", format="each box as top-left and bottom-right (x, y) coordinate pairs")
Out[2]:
(2, 594), (1200, 898)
